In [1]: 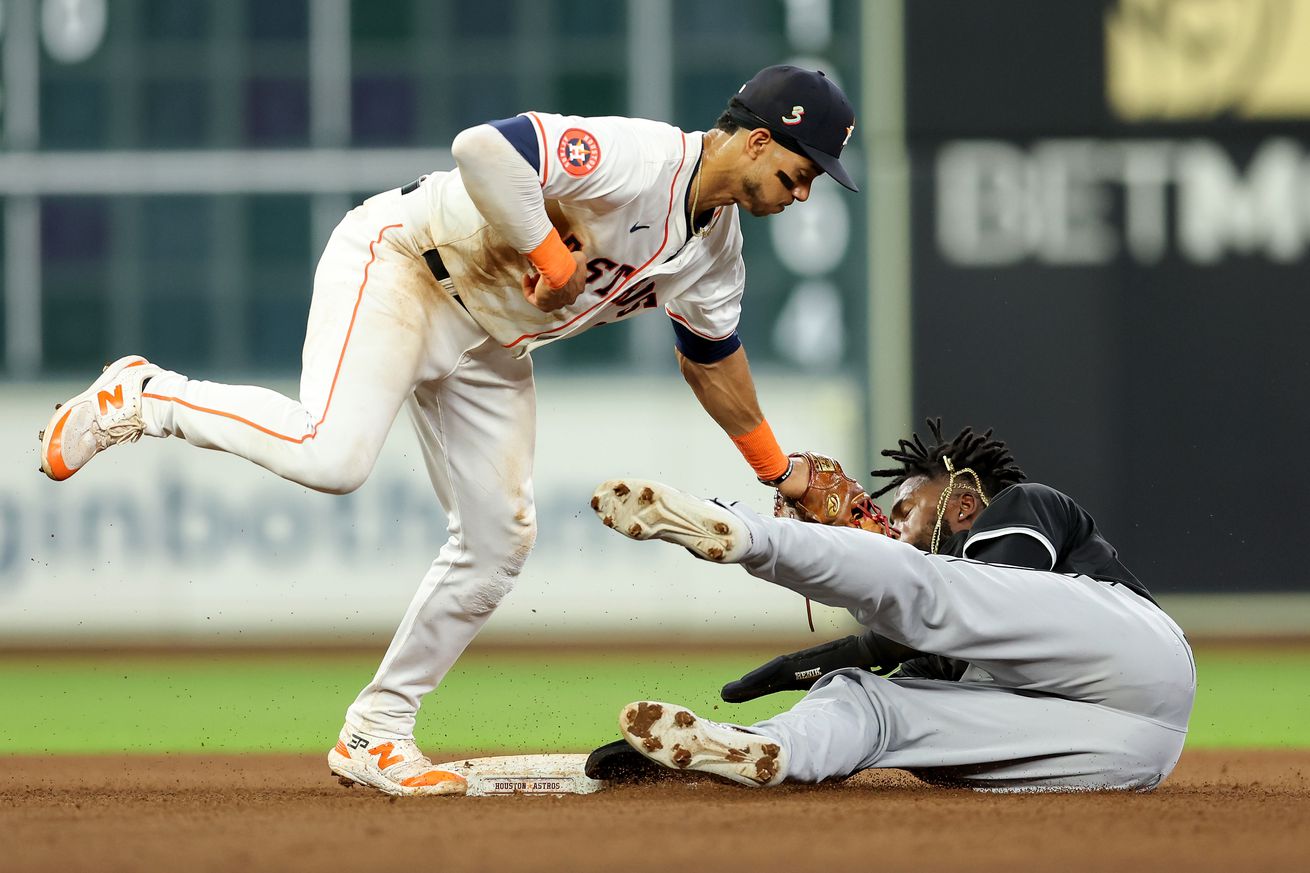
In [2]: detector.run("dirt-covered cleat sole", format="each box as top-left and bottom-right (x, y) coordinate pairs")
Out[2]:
(590, 479), (749, 562)
(40, 355), (161, 481)
(618, 701), (787, 787)
(584, 737), (667, 782)
(327, 729), (466, 797)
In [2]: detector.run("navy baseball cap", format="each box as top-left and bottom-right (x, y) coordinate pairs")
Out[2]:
(729, 65), (858, 192)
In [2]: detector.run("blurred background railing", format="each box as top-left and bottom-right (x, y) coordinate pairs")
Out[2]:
(1, 0), (867, 382)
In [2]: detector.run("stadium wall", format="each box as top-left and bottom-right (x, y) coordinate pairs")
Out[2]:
(0, 375), (865, 645)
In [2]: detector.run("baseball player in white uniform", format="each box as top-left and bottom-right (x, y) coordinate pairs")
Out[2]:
(38, 66), (859, 796)
(589, 421), (1197, 792)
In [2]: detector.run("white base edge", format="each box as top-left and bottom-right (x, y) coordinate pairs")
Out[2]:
(433, 753), (605, 796)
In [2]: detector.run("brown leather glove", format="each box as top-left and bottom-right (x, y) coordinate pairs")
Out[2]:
(773, 452), (899, 536)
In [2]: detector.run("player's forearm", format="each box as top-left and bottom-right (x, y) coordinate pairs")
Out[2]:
(677, 346), (765, 437)
(452, 124), (579, 290)
(679, 346), (794, 486)
(451, 124), (554, 253)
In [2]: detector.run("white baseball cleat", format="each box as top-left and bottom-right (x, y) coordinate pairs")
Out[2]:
(328, 725), (466, 797)
(39, 355), (162, 481)
(618, 701), (787, 787)
(590, 479), (750, 562)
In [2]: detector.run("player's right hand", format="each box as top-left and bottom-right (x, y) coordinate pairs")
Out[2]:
(721, 634), (869, 702)
(720, 632), (918, 702)
(522, 250), (589, 312)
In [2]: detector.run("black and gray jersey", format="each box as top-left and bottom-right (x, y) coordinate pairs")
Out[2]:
(939, 482), (1154, 603)
(868, 482), (1154, 683)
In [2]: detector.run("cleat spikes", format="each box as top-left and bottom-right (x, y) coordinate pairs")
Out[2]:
(619, 701), (786, 787)
(591, 479), (748, 563)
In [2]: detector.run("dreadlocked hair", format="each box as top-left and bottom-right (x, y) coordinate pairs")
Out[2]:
(869, 417), (1026, 500)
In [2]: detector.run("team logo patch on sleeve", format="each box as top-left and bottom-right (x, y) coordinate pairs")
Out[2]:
(558, 128), (601, 177)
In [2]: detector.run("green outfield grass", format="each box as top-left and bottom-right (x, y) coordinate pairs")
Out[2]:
(0, 646), (1306, 755)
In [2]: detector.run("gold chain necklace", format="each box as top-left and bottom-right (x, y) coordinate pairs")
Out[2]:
(929, 456), (992, 555)
(688, 137), (721, 239)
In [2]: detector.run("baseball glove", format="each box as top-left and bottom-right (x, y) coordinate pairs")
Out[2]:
(773, 452), (898, 536)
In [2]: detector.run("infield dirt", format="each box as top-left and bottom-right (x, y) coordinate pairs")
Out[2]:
(2, 749), (1306, 872)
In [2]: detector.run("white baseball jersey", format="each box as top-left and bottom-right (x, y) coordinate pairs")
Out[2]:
(133, 112), (754, 745)
(402, 113), (745, 356)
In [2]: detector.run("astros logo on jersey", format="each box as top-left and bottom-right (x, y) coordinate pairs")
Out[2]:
(558, 128), (601, 177)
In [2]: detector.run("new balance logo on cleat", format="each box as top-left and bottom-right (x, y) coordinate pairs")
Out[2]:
(97, 385), (125, 415)
(327, 724), (466, 797)
(367, 742), (404, 770)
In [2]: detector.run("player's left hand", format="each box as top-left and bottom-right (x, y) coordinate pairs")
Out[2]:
(522, 250), (589, 312)
(773, 451), (899, 536)
(776, 453), (810, 500)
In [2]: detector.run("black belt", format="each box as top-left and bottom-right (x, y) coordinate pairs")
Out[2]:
(423, 249), (450, 282)
(422, 247), (469, 312)
(402, 175), (450, 283)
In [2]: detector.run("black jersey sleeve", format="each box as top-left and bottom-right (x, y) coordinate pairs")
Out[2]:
(965, 533), (1055, 570)
(961, 483), (1076, 570)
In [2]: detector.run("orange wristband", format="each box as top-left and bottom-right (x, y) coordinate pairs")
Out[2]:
(731, 420), (790, 482)
(528, 228), (577, 289)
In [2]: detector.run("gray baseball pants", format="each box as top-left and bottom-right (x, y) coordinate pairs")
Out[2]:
(728, 507), (1196, 792)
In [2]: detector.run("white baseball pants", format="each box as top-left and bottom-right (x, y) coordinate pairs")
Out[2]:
(728, 507), (1196, 791)
(141, 189), (537, 738)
